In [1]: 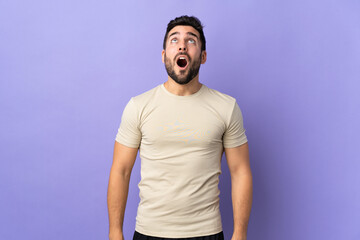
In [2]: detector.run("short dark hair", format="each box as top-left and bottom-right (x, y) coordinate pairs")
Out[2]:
(163, 15), (206, 51)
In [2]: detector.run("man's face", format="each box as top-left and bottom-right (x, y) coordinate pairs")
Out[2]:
(162, 25), (207, 85)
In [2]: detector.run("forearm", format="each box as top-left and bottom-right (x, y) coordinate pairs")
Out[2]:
(231, 172), (253, 240)
(107, 168), (131, 239)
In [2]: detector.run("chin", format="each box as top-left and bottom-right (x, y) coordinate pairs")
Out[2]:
(175, 78), (193, 85)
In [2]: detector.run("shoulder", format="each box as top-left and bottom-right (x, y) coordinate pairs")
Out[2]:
(130, 84), (162, 106)
(133, 84), (161, 101)
(203, 85), (237, 106)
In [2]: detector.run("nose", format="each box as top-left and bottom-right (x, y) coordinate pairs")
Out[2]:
(178, 40), (187, 51)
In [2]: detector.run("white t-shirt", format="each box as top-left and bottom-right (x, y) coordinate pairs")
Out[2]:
(115, 83), (248, 238)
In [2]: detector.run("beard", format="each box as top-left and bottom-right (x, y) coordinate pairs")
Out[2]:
(164, 52), (202, 85)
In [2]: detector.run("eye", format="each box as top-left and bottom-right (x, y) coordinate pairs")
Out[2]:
(188, 39), (195, 44)
(171, 38), (178, 43)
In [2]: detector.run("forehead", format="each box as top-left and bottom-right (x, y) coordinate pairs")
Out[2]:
(168, 25), (200, 38)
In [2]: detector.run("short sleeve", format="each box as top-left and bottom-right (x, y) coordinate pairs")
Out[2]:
(115, 98), (142, 148)
(223, 101), (248, 148)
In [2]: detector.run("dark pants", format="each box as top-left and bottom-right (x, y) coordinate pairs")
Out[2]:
(133, 230), (224, 240)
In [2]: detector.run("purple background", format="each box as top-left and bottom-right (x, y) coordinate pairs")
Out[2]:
(1, 0), (359, 239)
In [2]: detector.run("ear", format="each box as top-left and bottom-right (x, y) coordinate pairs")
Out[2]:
(161, 49), (165, 63)
(201, 50), (207, 64)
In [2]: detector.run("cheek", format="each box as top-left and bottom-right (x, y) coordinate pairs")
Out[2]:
(166, 53), (177, 62)
(167, 48), (177, 56)
(192, 51), (202, 61)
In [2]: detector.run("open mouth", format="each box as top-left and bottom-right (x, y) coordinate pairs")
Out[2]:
(176, 57), (188, 68)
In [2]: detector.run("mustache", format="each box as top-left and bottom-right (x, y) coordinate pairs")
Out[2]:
(174, 52), (191, 61)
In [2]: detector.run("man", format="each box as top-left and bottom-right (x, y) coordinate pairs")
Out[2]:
(107, 16), (253, 240)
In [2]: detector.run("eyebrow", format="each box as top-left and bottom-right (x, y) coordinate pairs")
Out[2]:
(187, 32), (199, 39)
(168, 31), (199, 40)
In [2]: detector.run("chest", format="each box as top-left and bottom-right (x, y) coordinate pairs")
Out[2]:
(139, 103), (226, 149)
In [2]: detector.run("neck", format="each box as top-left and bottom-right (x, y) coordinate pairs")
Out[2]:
(164, 76), (202, 96)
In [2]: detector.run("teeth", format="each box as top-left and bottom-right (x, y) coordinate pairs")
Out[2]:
(179, 57), (185, 59)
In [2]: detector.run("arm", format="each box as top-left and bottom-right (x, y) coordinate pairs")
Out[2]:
(224, 142), (253, 240)
(107, 141), (138, 240)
